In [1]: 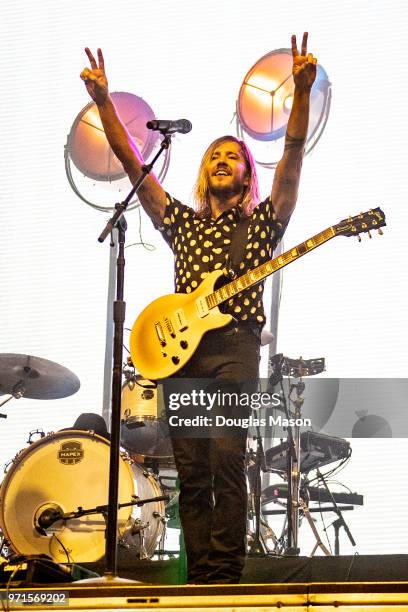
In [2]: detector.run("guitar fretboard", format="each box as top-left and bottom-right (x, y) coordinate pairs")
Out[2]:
(206, 226), (336, 309)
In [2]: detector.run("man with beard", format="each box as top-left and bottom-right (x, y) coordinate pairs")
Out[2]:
(81, 32), (316, 584)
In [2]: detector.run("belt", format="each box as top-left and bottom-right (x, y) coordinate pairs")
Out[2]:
(222, 320), (262, 340)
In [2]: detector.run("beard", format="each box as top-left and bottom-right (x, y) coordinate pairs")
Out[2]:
(208, 175), (246, 200)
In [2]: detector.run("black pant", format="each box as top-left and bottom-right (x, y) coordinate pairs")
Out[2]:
(170, 326), (260, 584)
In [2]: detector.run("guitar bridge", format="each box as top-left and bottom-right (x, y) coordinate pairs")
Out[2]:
(164, 317), (176, 338)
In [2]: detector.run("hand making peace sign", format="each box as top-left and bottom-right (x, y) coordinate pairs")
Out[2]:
(291, 32), (317, 92)
(80, 48), (109, 105)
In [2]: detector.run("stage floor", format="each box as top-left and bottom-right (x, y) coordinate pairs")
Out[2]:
(1, 581), (408, 610)
(2, 555), (408, 610)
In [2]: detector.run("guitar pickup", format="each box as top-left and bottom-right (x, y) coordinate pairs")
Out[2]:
(195, 297), (209, 318)
(174, 309), (188, 332)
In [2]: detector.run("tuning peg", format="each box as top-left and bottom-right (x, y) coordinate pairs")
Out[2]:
(368, 230), (372, 239)
(357, 234), (361, 242)
(378, 228), (383, 235)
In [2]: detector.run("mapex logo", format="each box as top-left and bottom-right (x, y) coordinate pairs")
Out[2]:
(58, 441), (84, 465)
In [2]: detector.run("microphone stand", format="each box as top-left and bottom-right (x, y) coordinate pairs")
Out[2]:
(97, 132), (172, 579)
(316, 469), (356, 555)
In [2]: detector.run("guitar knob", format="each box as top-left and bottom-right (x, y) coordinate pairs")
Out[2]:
(180, 340), (188, 349)
(171, 356), (180, 365)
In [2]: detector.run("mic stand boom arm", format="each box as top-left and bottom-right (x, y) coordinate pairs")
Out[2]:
(37, 495), (170, 529)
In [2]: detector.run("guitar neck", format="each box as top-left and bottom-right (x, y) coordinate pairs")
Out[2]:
(206, 225), (336, 309)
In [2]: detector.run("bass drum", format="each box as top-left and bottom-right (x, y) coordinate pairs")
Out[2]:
(120, 462), (166, 558)
(0, 430), (135, 563)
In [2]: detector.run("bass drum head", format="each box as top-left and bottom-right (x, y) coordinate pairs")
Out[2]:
(0, 430), (134, 563)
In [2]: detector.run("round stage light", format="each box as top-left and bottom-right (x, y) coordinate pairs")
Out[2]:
(236, 49), (331, 168)
(65, 92), (170, 211)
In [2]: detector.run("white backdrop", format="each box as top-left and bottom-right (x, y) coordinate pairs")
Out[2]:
(1, 0), (407, 557)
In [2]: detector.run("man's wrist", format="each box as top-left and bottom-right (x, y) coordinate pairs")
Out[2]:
(293, 86), (312, 98)
(95, 92), (112, 108)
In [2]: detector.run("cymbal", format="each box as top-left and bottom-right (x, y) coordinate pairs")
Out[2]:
(0, 354), (80, 400)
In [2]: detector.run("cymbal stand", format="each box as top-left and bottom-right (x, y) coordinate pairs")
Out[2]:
(0, 396), (13, 413)
(299, 496), (331, 556)
(97, 133), (172, 578)
(276, 378), (298, 554)
(248, 422), (268, 554)
(286, 378), (306, 553)
(0, 379), (27, 414)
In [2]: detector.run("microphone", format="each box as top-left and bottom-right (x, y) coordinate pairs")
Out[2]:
(146, 119), (192, 134)
(37, 507), (63, 529)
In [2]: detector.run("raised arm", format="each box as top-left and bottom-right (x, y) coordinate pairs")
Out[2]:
(80, 48), (167, 225)
(271, 32), (317, 224)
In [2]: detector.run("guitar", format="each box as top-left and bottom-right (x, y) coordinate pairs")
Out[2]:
(130, 208), (386, 380)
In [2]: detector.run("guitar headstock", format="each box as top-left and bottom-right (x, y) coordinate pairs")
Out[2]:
(334, 207), (386, 239)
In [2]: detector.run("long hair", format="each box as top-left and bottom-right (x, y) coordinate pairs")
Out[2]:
(193, 136), (260, 217)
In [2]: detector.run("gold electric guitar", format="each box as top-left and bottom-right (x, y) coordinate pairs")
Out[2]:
(130, 208), (386, 380)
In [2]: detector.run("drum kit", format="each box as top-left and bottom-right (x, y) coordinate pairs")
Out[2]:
(0, 352), (355, 565)
(0, 353), (173, 565)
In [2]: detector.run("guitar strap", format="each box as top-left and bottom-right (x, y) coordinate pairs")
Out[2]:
(226, 214), (251, 278)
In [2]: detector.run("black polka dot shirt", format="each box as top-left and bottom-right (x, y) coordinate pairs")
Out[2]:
(158, 193), (285, 330)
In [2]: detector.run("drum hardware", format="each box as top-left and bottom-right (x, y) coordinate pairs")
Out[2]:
(121, 509), (168, 560)
(27, 429), (46, 444)
(121, 518), (150, 559)
(247, 513), (279, 555)
(246, 422), (270, 556)
(158, 474), (178, 492)
(269, 354), (325, 383)
(266, 354), (325, 556)
(261, 472), (361, 556)
(124, 419), (146, 429)
(0, 354), (80, 405)
(262, 502), (356, 557)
